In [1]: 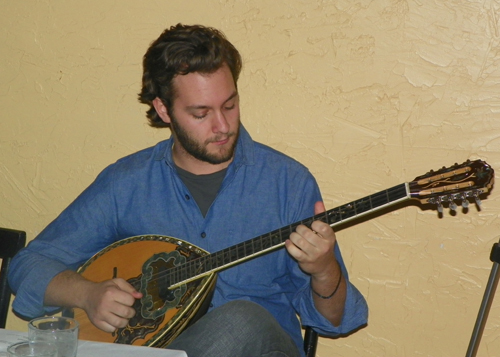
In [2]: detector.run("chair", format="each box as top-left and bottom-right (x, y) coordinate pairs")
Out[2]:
(304, 326), (318, 356)
(0, 228), (26, 328)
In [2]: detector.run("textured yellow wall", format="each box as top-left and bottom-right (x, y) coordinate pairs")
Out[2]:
(2, 1), (500, 356)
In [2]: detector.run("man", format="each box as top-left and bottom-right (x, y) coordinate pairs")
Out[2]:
(9, 24), (368, 356)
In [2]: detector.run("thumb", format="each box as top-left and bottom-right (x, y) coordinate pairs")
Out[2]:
(314, 201), (326, 215)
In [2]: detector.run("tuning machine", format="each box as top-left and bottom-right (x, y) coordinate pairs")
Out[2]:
(428, 190), (483, 213)
(473, 191), (482, 207)
(429, 195), (447, 213)
(461, 189), (482, 207)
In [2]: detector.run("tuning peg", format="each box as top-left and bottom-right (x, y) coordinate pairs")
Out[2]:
(462, 199), (469, 208)
(437, 202), (443, 213)
(473, 191), (482, 206)
(450, 202), (457, 211)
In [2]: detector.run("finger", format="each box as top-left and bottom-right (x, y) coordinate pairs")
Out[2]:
(310, 220), (332, 238)
(113, 278), (141, 296)
(289, 231), (306, 250)
(104, 310), (133, 329)
(285, 239), (306, 260)
(97, 320), (117, 333)
(92, 309), (128, 332)
(295, 224), (313, 237)
(295, 224), (323, 250)
(111, 279), (142, 305)
(292, 226), (320, 249)
(111, 301), (137, 319)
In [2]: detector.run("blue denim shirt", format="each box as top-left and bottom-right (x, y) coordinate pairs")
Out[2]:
(9, 126), (368, 352)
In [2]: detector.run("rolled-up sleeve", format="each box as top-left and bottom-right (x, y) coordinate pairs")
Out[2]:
(286, 173), (368, 336)
(8, 247), (71, 318)
(8, 167), (119, 318)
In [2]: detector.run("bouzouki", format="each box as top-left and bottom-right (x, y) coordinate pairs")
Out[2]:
(65, 159), (494, 347)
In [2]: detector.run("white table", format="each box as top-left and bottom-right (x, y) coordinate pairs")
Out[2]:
(0, 329), (187, 357)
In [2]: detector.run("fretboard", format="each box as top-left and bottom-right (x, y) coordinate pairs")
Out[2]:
(168, 183), (410, 288)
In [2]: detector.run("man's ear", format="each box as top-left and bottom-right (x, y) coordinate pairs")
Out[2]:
(152, 98), (172, 125)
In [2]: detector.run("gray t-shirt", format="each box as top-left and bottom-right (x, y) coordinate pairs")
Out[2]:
(175, 165), (227, 217)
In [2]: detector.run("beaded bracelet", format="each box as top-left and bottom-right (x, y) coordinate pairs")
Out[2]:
(311, 271), (343, 299)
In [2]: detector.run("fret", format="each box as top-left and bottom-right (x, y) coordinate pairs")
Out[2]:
(182, 263), (188, 282)
(208, 255), (216, 270)
(300, 217), (314, 229)
(215, 250), (223, 267)
(252, 235), (263, 253)
(270, 232), (281, 246)
(354, 196), (372, 215)
(285, 225), (296, 240)
(195, 259), (203, 275)
(236, 242), (245, 260)
(244, 240), (254, 256)
(317, 211), (329, 225)
(261, 234), (272, 250)
(371, 190), (389, 209)
(388, 184), (407, 201)
(326, 209), (340, 224)
(192, 259), (199, 276)
(205, 255), (213, 271)
(222, 247), (232, 265)
(339, 203), (356, 220)
(188, 260), (195, 276)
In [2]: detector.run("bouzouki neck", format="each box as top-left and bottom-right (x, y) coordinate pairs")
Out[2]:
(168, 159), (494, 288)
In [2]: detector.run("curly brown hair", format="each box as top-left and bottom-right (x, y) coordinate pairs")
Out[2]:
(138, 24), (243, 128)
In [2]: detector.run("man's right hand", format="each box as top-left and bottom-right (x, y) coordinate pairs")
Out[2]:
(81, 278), (143, 332)
(44, 271), (142, 333)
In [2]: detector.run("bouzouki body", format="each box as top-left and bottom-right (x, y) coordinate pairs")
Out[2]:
(65, 159), (494, 347)
(66, 235), (216, 347)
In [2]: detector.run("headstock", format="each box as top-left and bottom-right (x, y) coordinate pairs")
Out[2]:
(409, 159), (494, 213)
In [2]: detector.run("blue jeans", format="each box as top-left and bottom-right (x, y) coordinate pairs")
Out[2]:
(168, 300), (302, 357)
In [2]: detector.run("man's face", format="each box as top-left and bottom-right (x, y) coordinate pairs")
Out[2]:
(156, 65), (240, 167)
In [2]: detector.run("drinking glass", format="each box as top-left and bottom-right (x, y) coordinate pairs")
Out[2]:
(7, 341), (57, 357)
(28, 317), (79, 357)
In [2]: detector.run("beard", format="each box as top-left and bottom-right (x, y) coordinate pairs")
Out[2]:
(170, 115), (240, 165)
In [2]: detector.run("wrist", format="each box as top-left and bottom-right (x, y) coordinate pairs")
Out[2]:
(311, 271), (342, 299)
(311, 260), (341, 283)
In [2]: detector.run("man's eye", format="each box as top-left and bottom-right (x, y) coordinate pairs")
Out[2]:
(224, 104), (235, 110)
(193, 113), (207, 119)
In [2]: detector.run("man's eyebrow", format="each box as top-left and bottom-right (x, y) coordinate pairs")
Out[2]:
(224, 91), (238, 103)
(186, 91), (238, 110)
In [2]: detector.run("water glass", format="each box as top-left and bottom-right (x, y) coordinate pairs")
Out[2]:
(7, 341), (57, 357)
(28, 317), (79, 357)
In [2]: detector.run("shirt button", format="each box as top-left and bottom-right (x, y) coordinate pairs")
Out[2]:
(201, 232), (206, 238)
(185, 194), (190, 200)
